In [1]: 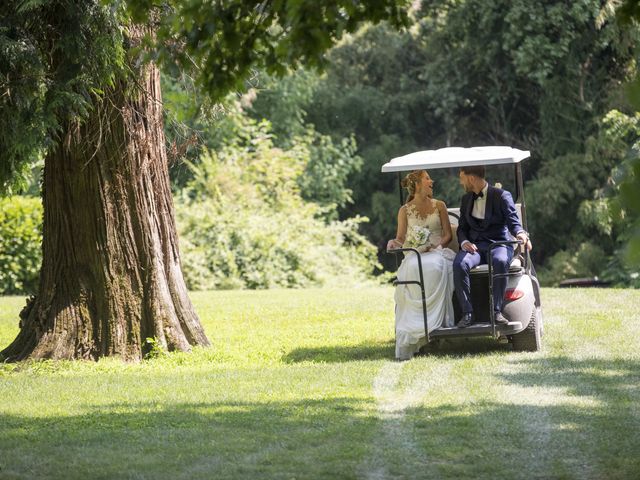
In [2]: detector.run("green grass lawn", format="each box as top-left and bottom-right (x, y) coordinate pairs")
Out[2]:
(1, 287), (639, 479)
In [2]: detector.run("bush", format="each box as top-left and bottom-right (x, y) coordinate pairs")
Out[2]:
(0, 196), (42, 294)
(537, 242), (608, 287)
(175, 118), (380, 291)
(178, 199), (378, 290)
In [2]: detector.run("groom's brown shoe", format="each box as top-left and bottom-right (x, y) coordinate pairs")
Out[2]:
(458, 313), (473, 328)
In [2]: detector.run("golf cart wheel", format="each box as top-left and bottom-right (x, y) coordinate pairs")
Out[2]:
(511, 308), (541, 352)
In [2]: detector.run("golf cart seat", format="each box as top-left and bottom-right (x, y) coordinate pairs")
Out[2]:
(469, 258), (523, 274)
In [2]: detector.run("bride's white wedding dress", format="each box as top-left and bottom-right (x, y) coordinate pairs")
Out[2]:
(395, 201), (455, 360)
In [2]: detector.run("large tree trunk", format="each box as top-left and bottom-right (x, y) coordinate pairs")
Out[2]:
(1, 58), (210, 361)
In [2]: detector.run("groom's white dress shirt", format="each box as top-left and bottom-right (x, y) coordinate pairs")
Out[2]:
(471, 183), (489, 219)
(461, 182), (525, 249)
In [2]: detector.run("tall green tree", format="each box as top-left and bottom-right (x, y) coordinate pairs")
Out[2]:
(0, 0), (408, 361)
(617, 0), (640, 267)
(305, 22), (435, 251)
(293, 1), (638, 268)
(418, 0), (635, 156)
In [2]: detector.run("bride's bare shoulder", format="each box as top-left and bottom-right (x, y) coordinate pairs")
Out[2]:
(433, 198), (447, 210)
(400, 201), (415, 212)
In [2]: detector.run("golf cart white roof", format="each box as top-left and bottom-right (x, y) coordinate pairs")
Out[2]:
(381, 146), (530, 172)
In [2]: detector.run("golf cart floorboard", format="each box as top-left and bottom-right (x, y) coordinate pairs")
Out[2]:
(431, 321), (523, 338)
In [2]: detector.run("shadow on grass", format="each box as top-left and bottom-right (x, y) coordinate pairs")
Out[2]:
(418, 337), (513, 357)
(282, 340), (395, 363)
(499, 355), (640, 399)
(282, 337), (511, 363)
(0, 397), (378, 479)
(2, 361), (640, 480)
(2, 358), (639, 479)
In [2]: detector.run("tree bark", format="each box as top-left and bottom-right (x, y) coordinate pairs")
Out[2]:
(1, 58), (210, 361)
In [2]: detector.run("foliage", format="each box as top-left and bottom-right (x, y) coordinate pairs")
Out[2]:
(143, 337), (168, 359)
(175, 110), (379, 290)
(0, 196), (42, 294)
(526, 150), (616, 260)
(615, 0), (640, 267)
(240, 70), (365, 213)
(248, 69), (320, 146)
(162, 72), (363, 214)
(162, 73), (365, 210)
(126, 0), (410, 101)
(0, 0), (125, 194)
(161, 71), (247, 190)
(589, 136), (640, 282)
(308, 23), (430, 143)
(178, 198), (376, 290)
(416, 0), (634, 155)
(619, 154), (640, 266)
(160, 71), (209, 189)
(536, 242), (609, 287)
(300, 21), (429, 241)
(288, 1), (639, 275)
(531, 110), (640, 285)
(296, 130), (362, 212)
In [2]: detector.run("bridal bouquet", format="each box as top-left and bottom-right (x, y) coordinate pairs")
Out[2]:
(405, 225), (431, 249)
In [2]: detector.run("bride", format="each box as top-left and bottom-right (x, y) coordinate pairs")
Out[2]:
(386, 170), (456, 360)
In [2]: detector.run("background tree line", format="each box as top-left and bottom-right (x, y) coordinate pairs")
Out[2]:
(165, 0), (640, 287)
(238, 0), (640, 287)
(3, 0), (640, 300)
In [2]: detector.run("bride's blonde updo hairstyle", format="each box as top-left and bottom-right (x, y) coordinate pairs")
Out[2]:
(401, 170), (426, 203)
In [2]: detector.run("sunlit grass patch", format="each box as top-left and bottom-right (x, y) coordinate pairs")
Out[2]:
(1, 287), (639, 479)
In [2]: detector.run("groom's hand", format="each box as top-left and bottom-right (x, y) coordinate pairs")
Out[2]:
(517, 232), (532, 252)
(461, 241), (478, 253)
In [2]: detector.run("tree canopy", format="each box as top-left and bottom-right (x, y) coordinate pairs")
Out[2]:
(128, 0), (408, 96)
(1, 0), (409, 194)
(0, 1), (125, 193)
(2, 0), (640, 302)
(248, 0), (640, 281)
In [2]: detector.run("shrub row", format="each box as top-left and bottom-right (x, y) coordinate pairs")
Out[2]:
(0, 196), (42, 295)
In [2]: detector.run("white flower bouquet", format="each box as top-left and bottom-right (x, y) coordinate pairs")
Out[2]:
(405, 225), (431, 249)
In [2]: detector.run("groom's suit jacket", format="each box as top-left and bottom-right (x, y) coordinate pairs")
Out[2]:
(457, 185), (523, 247)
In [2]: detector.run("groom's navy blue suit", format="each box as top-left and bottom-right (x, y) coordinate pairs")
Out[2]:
(454, 185), (523, 316)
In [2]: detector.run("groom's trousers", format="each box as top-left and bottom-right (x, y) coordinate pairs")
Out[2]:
(453, 244), (513, 315)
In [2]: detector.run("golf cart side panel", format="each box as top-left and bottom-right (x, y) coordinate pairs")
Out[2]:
(503, 274), (534, 332)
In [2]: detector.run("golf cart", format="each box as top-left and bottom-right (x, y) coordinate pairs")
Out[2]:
(383, 146), (542, 352)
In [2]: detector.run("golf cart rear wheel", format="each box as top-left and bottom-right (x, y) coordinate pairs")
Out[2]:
(511, 307), (541, 352)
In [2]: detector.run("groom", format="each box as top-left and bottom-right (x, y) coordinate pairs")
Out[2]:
(453, 166), (532, 327)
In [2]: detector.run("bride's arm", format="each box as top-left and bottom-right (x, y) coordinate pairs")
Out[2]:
(387, 206), (407, 250)
(437, 201), (452, 248)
